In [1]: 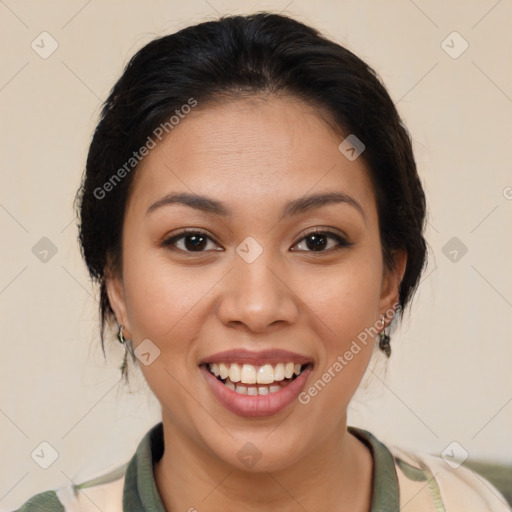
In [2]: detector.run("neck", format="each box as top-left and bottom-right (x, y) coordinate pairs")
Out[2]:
(154, 416), (373, 512)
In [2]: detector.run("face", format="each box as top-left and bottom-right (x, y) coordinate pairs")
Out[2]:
(107, 96), (405, 472)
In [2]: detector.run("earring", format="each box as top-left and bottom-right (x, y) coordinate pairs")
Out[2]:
(378, 314), (391, 357)
(117, 323), (136, 376)
(117, 323), (127, 345)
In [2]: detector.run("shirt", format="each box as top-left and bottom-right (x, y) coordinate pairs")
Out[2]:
(13, 422), (511, 511)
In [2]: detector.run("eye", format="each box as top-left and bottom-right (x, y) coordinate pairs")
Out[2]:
(162, 228), (351, 254)
(291, 229), (352, 253)
(162, 230), (222, 253)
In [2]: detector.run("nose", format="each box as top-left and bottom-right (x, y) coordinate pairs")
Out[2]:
(216, 249), (299, 333)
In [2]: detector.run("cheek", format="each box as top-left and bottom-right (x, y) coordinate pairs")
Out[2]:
(294, 261), (381, 415)
(119, 247), (213, 414)
(297, 255), (383, 342)
(120, 244), (216, 343)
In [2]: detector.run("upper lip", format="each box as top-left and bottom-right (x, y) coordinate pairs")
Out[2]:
(200, 349), (313, 367)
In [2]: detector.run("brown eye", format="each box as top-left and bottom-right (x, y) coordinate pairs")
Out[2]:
(292, 230), (352, 253)
(183, 233), (207, 251)
(304, 233), (328, 251)
(162, 230), (221, 252)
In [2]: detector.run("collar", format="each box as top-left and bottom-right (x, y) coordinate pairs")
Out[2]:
(349, 426), (400, 510)
(123, 422), (166, 511)
(123, 422), (399, 511)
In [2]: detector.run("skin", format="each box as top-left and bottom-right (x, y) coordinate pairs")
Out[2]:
(107, 95), (406, 512)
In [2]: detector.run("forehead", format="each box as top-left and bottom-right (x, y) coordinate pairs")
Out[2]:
(127, 96), (377, 221)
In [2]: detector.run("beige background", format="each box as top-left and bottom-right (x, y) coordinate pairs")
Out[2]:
(1, 0), (511, 509)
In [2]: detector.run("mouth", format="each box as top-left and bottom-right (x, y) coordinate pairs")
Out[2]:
(201, 361), (312, 396)
(199, 350), (314, 417)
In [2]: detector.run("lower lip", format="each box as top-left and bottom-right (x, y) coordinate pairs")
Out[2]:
(200, 365), (312, 418)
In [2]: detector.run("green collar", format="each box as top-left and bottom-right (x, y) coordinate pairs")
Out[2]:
(349, 426), (400, 511)
(123, 423), (399, 511)
(123, 422), (166, 511)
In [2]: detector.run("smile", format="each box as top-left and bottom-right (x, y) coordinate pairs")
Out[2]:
(206, 362), (307, 395)
(199, 350), (314, 417)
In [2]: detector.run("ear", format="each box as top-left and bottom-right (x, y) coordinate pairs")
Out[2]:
(105, 269), (131, 338)
(379, 249), (407, 319)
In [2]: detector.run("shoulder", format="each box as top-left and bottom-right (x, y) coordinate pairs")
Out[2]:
(389, 444), (511, 511)
(11, 490), (64, 511)
(12, 422), (163, 512)
(11, 465), (126, 512)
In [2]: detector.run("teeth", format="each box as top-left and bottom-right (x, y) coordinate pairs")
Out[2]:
(257, 364), (274, 384)
(235, 384), (247, 395)
(219, 363), (229, 379)
(230, 384), (276, 396)
(208, 361), (307, 385)
(231, 384), (278, 395)
(284, 362), (294, 379)
(241, 364), (257, 384)
(229, 363), (241, 383)
(273, 363), (285, 381)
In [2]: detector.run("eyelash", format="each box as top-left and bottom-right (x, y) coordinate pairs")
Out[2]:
(161, 228), (352, 254)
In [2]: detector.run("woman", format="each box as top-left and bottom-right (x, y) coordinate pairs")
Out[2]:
(15, 12), (510, 512)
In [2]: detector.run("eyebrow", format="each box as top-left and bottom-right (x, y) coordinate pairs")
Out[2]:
(146, 191), (366, 222)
